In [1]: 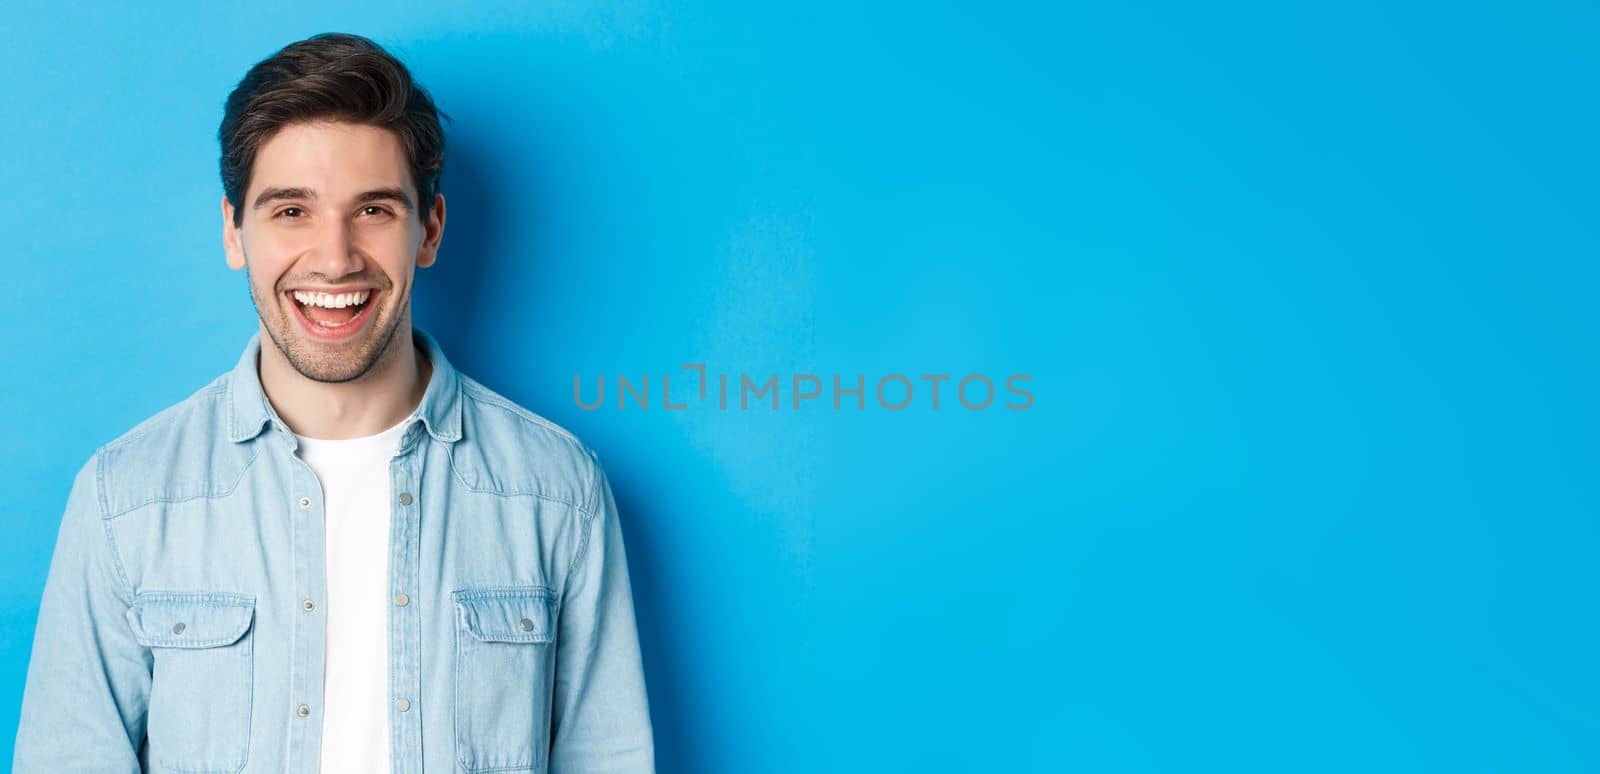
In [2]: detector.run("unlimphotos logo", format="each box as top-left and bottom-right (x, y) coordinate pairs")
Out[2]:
(575, 364), (1033, 411)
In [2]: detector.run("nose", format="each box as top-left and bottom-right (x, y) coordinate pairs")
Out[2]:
(303, 215), (366, 279)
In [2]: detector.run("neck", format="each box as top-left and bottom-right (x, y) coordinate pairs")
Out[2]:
(256, 323), (432, 440)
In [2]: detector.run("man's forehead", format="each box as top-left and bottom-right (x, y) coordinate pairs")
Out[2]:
(247, 121), (413, 203)
(252, 121), (406, 171)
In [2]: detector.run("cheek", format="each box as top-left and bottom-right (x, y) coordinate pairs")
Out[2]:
(243, 229), (297, 263)
(259, 230), (307, 256)
(362, 242), (418, 280)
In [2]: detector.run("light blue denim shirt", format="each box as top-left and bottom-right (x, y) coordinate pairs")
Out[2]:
(13, 327), (655, 774)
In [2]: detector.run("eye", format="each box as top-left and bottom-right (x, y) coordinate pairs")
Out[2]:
(274, 207), (305, 220)
(360, 205), (396, 219)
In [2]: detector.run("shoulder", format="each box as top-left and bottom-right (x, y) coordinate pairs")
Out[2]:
(94, 373), (255, 520)
(449, 374), (604, 514)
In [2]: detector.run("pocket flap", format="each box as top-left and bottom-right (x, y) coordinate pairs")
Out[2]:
(125, 591), (256, 648)
(453, 586), (554, 643)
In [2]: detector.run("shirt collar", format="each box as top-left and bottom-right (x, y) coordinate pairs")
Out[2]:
(227, 326), (463, 444)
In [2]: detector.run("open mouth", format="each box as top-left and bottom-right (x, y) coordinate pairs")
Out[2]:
(286, 288), (380, 339)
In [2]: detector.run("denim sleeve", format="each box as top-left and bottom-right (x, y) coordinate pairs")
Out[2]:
(548, 454), (656, 773)
(13, 452), (150, 773)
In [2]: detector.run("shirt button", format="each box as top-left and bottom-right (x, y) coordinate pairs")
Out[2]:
(302, 599), (315, 612)
(172, 622), (186, 635)
(394, 592), (410, 607)
(298, 496), (311, 509)
(398, 492), (413, 506)
(395, 698), (411, 712)
(520, 618), (534, 631)
(297, 704), (310, 718)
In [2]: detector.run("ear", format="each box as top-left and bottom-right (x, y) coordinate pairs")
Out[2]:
(416, 192), (446, 269)
(222, 195), (246, 270)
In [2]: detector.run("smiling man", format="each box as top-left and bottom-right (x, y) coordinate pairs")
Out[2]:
(13, 33), (654, 773)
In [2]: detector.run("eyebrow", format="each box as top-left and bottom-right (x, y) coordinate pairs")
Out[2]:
(252, 186), (415, 213)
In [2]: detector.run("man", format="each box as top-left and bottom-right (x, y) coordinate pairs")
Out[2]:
(13, 32), (654, 773)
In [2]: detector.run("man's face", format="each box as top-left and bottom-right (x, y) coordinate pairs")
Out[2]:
(222, 120), (444, 383)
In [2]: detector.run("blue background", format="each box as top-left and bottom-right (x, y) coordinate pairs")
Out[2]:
(2, 1), (1596, 771)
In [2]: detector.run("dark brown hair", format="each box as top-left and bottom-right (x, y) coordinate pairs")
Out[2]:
(218, 32), (450, 228)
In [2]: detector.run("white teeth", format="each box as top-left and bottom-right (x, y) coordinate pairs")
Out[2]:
(293, 289), (372, 308)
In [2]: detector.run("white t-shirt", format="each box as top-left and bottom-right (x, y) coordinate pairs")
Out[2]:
(295, 415), (413, 774)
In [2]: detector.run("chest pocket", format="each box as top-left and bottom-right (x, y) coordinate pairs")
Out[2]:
(452, 586), (557, 773)
(126, 591), (256, 774)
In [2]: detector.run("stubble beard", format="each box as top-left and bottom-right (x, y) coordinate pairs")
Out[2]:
(246, 264), (407, 385)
